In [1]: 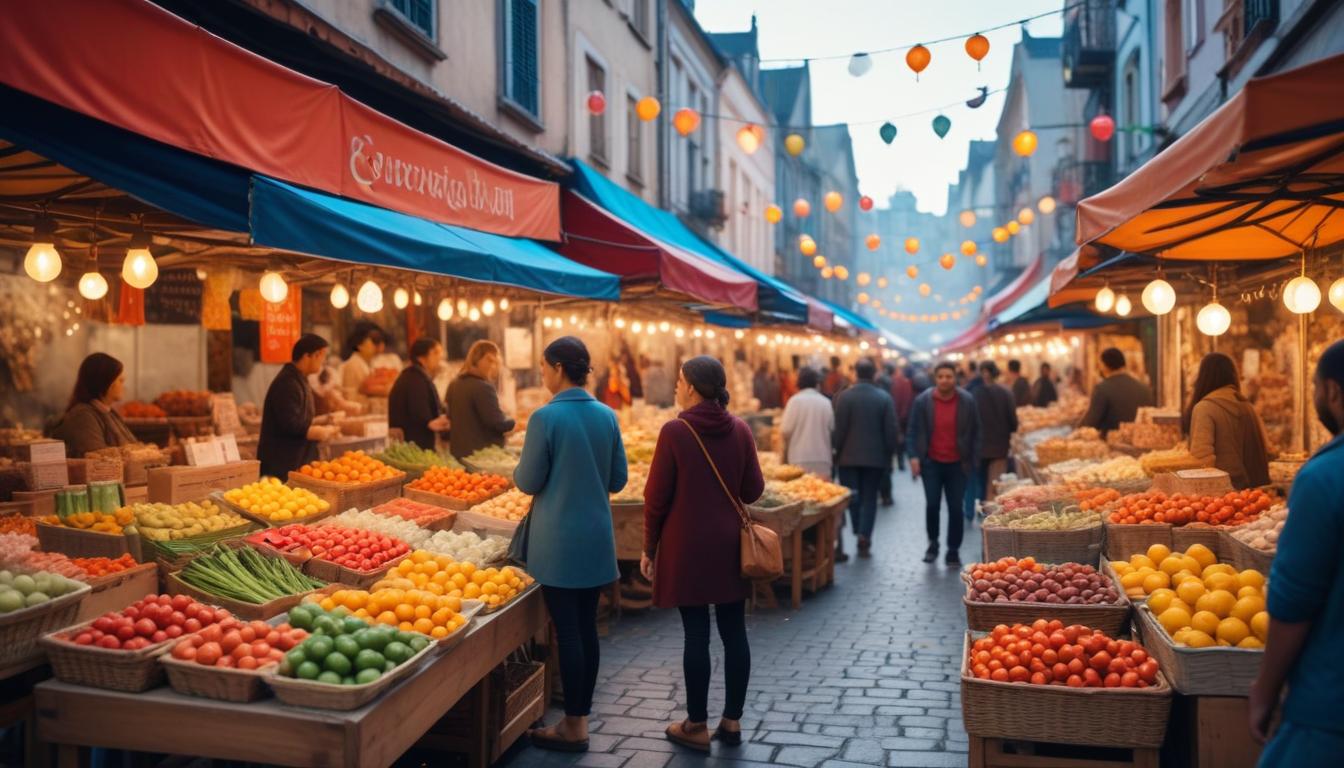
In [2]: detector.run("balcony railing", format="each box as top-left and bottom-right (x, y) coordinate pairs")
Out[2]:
(1218, 0), (1280, 77)
(1053, 159), (1115, 206)
(1062, 0), (1116, 89)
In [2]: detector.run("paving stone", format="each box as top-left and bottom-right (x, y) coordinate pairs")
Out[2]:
(614, 737), (680, 753)
(840, 739), (886, 764)
(897, 715), (947, 728)
(901, 727), (944, 740)
(887, 750), (967, 767)
(759, 731), (847, 749)
(616, 750), (671, 768)
(575, 753), (628, 768)
(879, 737), (939, 751)
(774, 745), (842, 766)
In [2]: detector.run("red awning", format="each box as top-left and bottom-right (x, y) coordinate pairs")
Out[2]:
(557, 191), (758, 311)
(0, 0), (560, 240)
(806, 299), (835, 333)
(941, 317), (991, 353)
(985, 254), (1047, 319)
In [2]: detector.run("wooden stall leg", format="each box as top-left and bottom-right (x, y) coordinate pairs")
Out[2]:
(791, 530), (803, 609)
(967, 735), (987, 768)
(466, 680), (492, 768)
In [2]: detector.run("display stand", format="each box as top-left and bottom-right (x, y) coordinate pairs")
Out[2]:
(1165, 695), (1263, 768)
(968, 736), (1158, 768)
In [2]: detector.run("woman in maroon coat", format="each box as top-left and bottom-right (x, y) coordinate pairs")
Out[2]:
(641, 356), (765, 751)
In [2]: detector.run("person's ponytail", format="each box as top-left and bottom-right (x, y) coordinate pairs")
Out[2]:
(681, 355), (729, 408)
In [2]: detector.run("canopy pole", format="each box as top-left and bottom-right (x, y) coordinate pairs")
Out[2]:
(1299, 312), (1310, 453)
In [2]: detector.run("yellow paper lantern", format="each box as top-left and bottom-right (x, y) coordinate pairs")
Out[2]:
(975, 254), (988, 267)
(636, 96), (661, 121)
(857, 272), (872, 286)
(992, 227), (1009, 243)
(1006, 221), (1021, 235)
(960, 240), (977, 256)
(904, 237), (920, 255)
(918, 283), (931, 298)
(824, 191), (843, 213)
(834, 266), (850, 281)
(1018, 207), (1035, 226)
(813, 255), (827, 269)
(764, 204), (783, 224)
(906, 265), (919, 279)
(785, 134), (805, 156)
(959, 210), (977, 228)
(800, 237), (818, 256)
(793, 198), (811, 218)
(1012, 130), (1038, 157)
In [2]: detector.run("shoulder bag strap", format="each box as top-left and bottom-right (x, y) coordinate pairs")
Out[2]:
(676, 418), (752, 530)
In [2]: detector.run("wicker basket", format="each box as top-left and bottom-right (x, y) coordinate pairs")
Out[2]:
(1104, 521), (1173, 561)
(1170, 524), (1224, 559)
(286, 471), (405, 514)
(141, 521), (259, 573)
(402, 485), (506, 513)
(165, 571), (335, 620)
(748, 500), (806, 539)
(267, 639), (438, 710)
(479, 583), (537, 615)
(40, 624), (172, 691)
(960, 631), (1172, 748)
(240, 537), (313, 568)
(1219, 530), (1274, 573)
(36, 522), (134, 559)
(159, 652), (275, 702)
(211, 491), (337, 529)
(1132, 604), (1263, 696)
(0, 582), (91, 668)
(303, 553), (409, 590)
(963, 587), (1132, 636)
(460, 458), (517, 485)
(981, 524), (1103, 566)
(1151, 469), (1233, 496)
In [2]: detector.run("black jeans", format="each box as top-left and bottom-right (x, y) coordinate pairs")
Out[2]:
(542, 585), (602, 717)
(839, 466), (884, 538)
(679, 601), (750, 723)
(921, 460), (967, 551)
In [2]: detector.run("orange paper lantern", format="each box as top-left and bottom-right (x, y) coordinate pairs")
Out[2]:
(1006, 220), (1021, 235)
(673, 108), (700, 136)
(764, 204), (782, 224)
(975, 254), (988, 267)
(823, 191), (843, 213)
(800, 237), (817, 256)
(813, 254), (827, 269)
(793, 198), (811, 218)
(960, 240), (977, 257)
(918, 283), (931, 298)
(1012, 130), (1038, 157)
(992, 227), (1009, 243)
(635, 96), (661, 121)
(906, 265), (919, 279)
(940, 253), (955, 270)
(834, 266), (850, 281)
(865, 234), (881, 251)
(857, 272), (872, 286)
(965, 33), (990, 64)
(821, 267), (834, 279)
(904, 237), (920, 255)
(906, 44), (931, 79)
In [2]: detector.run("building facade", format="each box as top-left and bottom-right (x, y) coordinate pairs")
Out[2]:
(716, 63), (776, 275)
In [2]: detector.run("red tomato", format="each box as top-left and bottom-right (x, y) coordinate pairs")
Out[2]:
(1121, 671), (1140, 687)
(97, 635), (121, 649)
(1041, 649), (1059, 665)
(1066, 674), (1084, 687)
(1131, 648), (1148, 664)
(1138, 660), (1159, 683)
(238, 656), (259, 670)
(116, 624), (137, 641)
(151, 630), (167, 643)
(239, 627), (256, 643)
(170, 594), (192, 612)
(1059, 646), (1076, 663)
(1051, 663), (1069, 680)
(1108, 657), (1128, 674)
(231, 643), (252, 660)
(1083, 668), (1102, 687)
(216, 655), (236, 668)
(1067, 658), (1085, 675)
(250, 641), (271, 657)
(990, 668), (1010, 682)
(196, 642), (222, 665)
(74, 632), (94, 645)
(1104, 672), (1122, 688)
(221, 631), (242, 653)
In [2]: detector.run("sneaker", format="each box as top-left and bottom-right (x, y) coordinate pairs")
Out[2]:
(945, 550), (962, 568)
(922, 542), (938, 563)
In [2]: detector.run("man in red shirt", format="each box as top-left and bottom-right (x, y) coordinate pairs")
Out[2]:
(906, 362), (981, 566)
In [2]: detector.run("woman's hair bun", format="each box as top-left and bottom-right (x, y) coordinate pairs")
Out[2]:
(681, 355), (729, 408)
(544, 336), (592, 386)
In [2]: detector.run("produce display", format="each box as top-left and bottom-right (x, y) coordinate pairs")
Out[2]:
(611, 462), (649, 504)
(373, 550), (535, 611)
(246, 524), (410, 573)
(169, 616), (308, 669)
(768, 464), (806, 481)
(327, 509), (431, 548)
(406, 467), (510, 504)
(772, 475), (849, 506)
(119, 401), (167, 419)
(1035, 431), (1111, 465)
(1106, 488), (1274, 526)
(1076, 487), (1122, 511)
(624, 441), (655, 465)
(71, 554), (142, 579)
(0, 533), (90, 579)
(1138, 446), (1205, 476)
(1054, 456), (1146, 486)
(463, 446), (519, 475)
(39, 507), (135, 534)
(277, 603), (431, 685)
(1038, 458), (1100, 479)
(982, 506), (1101, 531)
(0, 515), (36, 535)
(968, 620), (1161, 688)
(155, 390), (213, 417)
(468, 488), (532, 522)
(177, 545), (327, 605)
(1228, 502), (1288, 552)
(319, 585), (471, 639)
(65, 594), (230, 650)
(1108, 420), (1182, 450)
(1114, 544), (1269, 648)
(371, 498), (453, 526)
(127, 500), (250, 541)
(374, 442), (463, 471)
(295, 451), (404, 484)
(1016, 399), (1089, 433)
(418, 529), (509, 566)
(967, 558), (1119, 605)
(223, 478), (330, 523)
(0, 568), (83, 613)
(992, 484), (1078, 512)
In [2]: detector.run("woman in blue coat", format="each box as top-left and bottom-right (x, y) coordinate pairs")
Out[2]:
(515, 336), (627, 753)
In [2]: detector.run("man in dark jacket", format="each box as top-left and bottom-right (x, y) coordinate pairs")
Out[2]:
(1006, 359), (1032, 406)
(1033, 362), (1059, 407)
(833, 359), (900, 559)
(972, 361), (1019, 506)
(906, 362), (980, 567)
(1080, 348), (1156, 437)
(257, 334), (337, 478)
(388, 337), (449, 450)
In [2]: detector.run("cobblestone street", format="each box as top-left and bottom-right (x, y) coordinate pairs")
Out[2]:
(505, 473), (980, 768)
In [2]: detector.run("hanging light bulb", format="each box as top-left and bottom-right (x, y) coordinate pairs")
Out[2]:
(78, 270), (109, 301)
(1283, 275), (1321, 314)
(821, 267), (834, 279)
(992, 227), (1009, 243)
(259, 271), (289, 304)
(904, 237), (920, 255)
(469, 307), (481, 322)
(457, 298), (469, 317)
(1329, 278), (1344, 312)
(1139, 278), (1175, 315)
(413, 290), (423, 306)
(960, 240), (977, 256)
(437, 298), (453, 321)
(24, 217), (62, 283)
(674, 327), (685, 338)
(635, 96), (661, 121)
(918, 283), (932, 298)
(330, 283), (350, 309)
(356, 280), (383, 312)
(659, 321), (671, 333)
(632, 321), (643, 333)
(812, 254), (827, 269)
(1006, 221), (1021, 235)
(121, 231), (158, 289)
(834, 266), (850, 281)
(1018, 207), (1035, 226)
(1197, 301), (1231, 336)
(481, 298), (496, 317)
(673, 108), (701, 136)
(857, 272), (872, 286)
(940, 253), (956, 270)
(959, 210), (977, 228)
(1038, 195), (1057, 214)
(975, 254), (988, 267)
(499, 297), (510, 312)
(800, 237), (817, 256)
(1012, 130), (1039, 157)
(393, 287), (410, 309)
(877, 277), (889, 288)
(196, 268), (208, 281)
(736, 124), (765, 154)
(1094, 285), (1116, 313)
(793, 198), (811, 218)
(1115, 294), (1132, 317)
(865, 234), (881, 251)
(823, 191), (843, 213)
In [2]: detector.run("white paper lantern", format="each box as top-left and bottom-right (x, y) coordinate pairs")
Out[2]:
(1282, 276), (1321, 314)
(848, 52), (873, 77)
(1094, 285), (1116, 313)
(356, 280), (383, 313)
(1329, 277), (1344, 312)
(1196, 301), (1231, 336)
(436, 298), (453, 321)
(259, 271), (289, 304)
(393, 287), (410, 310)
(78, 271), (109, 300)
(330, 283), (350, 309)
(1114, 294), (1132, 317)
(481, 298), (496, 317)
(1141, 278), (1176, 315)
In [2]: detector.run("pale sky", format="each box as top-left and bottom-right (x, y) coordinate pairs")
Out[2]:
(695, 0), (1064, 216)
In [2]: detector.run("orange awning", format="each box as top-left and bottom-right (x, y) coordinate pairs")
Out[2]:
(1076, 53), (1344, 261)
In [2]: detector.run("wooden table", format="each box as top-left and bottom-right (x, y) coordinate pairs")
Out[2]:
(35, 588), (547, 768)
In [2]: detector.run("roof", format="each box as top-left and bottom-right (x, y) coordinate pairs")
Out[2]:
(1019, 31), (1062, 59)
(966, 140), (997, 175)
(760, 65), (809, 127)
(709, 29), (757, 61)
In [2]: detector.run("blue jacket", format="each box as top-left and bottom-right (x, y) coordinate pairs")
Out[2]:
(905, 387), (981, 469)
(513, 388), (627, 588)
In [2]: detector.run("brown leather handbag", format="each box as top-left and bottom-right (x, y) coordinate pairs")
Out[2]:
(677, 419), (784, 581)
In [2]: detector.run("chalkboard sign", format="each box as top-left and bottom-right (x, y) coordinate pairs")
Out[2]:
(145, 268), (203, 324)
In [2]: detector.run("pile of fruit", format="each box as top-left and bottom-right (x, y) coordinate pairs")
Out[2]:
(295, 451), (404, 485)
(373, 550), (534, 611)
(1109, 421), (1182, 450)
(419, 529), (509, 565)
(1138, 446), (1205, 476)
(169, 616), (308, 669)
(982, 506), (1102, 531)
(39, 507), (134, 534)
(71, 554), (141, 579)
(1055, 456), (1147, 485)
(1077, 487), (1122, 511)
(1106, 488), (1274, 526)
(773, 475), (849, 505)
(624, 441), (655, 465)
(119, 401), (167, 419)
(1039, 458), (1101, 479)
(246, 524), (410, 573)
(374, 443), (462, 471)
(277, 603), (430, 686)
(0, 534), (86, 578)
(407, 467), (509, 504)
(464, 446), (519, 476)
(127, 500), (249, 541)
(327, 509), (431, 548)
(1113, 544), (1268, 648)
(0, 515), (36, 535)
(66, 594), (229, 650)
(1036, 435), (1111, 465)
(371, 498), (453, 526)
(223, 478), (330, 523)
(994, 484), (1079, 510)
(611, 463), (649, 503)
(1228, 503), (1288, 552)
(968, 620), (1161, 688)
(318, 584), (472, 639)
(155, 390), (213, 417)
(0, 569), (84, 613)
(469, 488), (531, 522)
(967, 557), (1120, 605)
(177, 545), (327, 605)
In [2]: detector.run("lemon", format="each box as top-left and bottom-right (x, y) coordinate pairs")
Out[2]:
(1190, 610), (1220, 636)
(1198, 590), (1238, 618)
(1251, 611), (1269, 641)
(1203, 563), (1237, 578)
(1238, 585), (1263, 599)
(1113, 561), (1133, 576)
(1185, 543), (1217, 571)
(1237, 569), (1266, 591)
(1183, 630), (1216, 648)
(1148, 588), (1178, 614)
(1217, 617), (1251, 646)
(1204, 572), (1239, 593)
(1158, 606), (1193, 635)
(1176, 579), (1207, 606)
(1160, 556), (1187, 576)
(1231, 595), (1265, 624)
(1121, 571), (1146, 589)
(1146, 543), (1172, 563)
(1172, 627), (1191, 645)
(1142, 571), (1171, 593)
(1130, 555), (1157, 570)
(1238, 636), (1264, 649)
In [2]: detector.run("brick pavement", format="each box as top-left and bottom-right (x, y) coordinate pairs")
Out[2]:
(501, 472), (980, 768)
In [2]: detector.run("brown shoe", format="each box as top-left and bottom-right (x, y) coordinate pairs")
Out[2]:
(665, 720), (710, 752)
(857, 536), (872, 558)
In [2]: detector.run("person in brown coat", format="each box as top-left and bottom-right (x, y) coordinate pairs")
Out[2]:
(49, 352), (137, 457)
(642, 356), (764, 752)
(446, 340), (515, 461)
(1183, 352), (1271, 489)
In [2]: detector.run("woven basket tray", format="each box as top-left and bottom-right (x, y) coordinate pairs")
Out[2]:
(210, 490), (337, 529)
(1170, 524), (1224, 560)
(267, 636), (439, 710)
(40, 624), (173, 691)
(1132, 604), (1263, 696)
(1219, 530), (1274, 573)
(981, 524), (1103, 566)
(0, 582), (91, 668)
(454, 507), (521, 538)
(303, 553), (409, 590)
(960, 631), (1172, 748)
(402, 485), (506, 513)
(479, 582), (537, 615)
(36, 522), (134, 559)
(436, 600), (484, 647)
(286, 471), (405, 514)
(371, 498), (457, 531)
(1104, 521), (1173, 561)
(158, 614), (290, 702)
(962, 584), (1131, 637)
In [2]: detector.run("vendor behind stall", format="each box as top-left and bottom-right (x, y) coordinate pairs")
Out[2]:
(258, 334), (339, 478)
(388, 337), (450, 450)
(1183, 352), (1271, 489)
(49, 352), (137, 457)
(340, 322), (385, 401)
(446, 340), (515, 460)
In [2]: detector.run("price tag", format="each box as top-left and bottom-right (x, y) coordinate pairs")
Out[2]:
(364, 421), (389, 438)
(212, 393), (244, 436)
(185, 438), (226, 467)
(219, 433), (241, 463)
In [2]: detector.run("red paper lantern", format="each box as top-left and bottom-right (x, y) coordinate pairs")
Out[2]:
(586, 91), (606, 115)
(1090, 113), (1116, 142)
(859, 195), (874, 212)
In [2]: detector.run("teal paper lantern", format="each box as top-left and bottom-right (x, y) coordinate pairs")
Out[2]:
(879, 122), (898, 144)
(932, 114), (951, 138)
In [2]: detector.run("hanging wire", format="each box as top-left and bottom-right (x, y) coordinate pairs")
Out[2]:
(674, 87), (1008, 131)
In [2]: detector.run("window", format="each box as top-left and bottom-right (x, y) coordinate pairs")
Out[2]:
(626, 94), (643, 184)
(686, 82), (701, 194)
(1122, 52), (1141, 163)
(501, 0), (540, 121)
(1184, 0), (1204, 51)
(586, 57), (607, 164)
(1162, 0), (1188, 103)
(387, 0), (434, 40)
(630, 0), (650, 40)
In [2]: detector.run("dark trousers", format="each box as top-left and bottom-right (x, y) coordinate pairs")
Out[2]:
(921, 460), (967, 551)
(679, 601), (750, 723)
(541, 585), (602, 717)
(839, 466), (884, 538)
(879, 458), (894, 501)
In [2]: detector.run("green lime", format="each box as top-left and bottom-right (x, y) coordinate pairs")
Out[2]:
(295, 661), (321, 680)
(342, 617), (368, 635)
(303, 635), (334, 663)
(317, 670), (342, 685)
(333, 635), (360, 658)
(313, 615), (338, 636)
(383, 659), (396, 673)
(341, 676), (356, 686)
(288, 605), (314, 630)
(355, 668), (382, 685)
(284, 649), (307, 671)
(354, 649), (385, 672)
(362, 628), (392, 652)
(383, 641), (412, 665)
(331, 606), (351, 618)
(396, 631), (417, 645)
(324, 651), (352, 676)
(407, 636), (429, 653)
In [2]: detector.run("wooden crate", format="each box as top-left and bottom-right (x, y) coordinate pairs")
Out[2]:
(969, 736), (1159, 768)
(1219, 530), (1274, 573)
(303, 554), (407, 590)
(211, 490), (337, 529)
(983, 524), (1103, 566)
(147, 460), (260, 505)
(20, 460), (69, 490)
(1104, 522), (1172, 561)
(12, 489), (56, 517)
(1171, 524), (1225, 560)
(287, 471), (404, 513)
(74, 562), (159, 623)
(36, 522), (134, 559)
(1168, 695), (1264, 768)
(962, 590), (1131, 637)
(402, 484), (506, 512)
(1132, 604), (1262, 696)
(66, 456), (123, 485)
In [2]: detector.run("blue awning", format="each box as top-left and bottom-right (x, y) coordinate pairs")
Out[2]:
(988, 278), (1050, 330)
(823, 300), (880, 334)
(568, 159), (810, 323)
(250, 177), (620, 300)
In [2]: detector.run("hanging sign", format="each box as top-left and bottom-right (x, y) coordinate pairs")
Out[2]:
(259, 290), (301, 364)
(144, 268), (203, 324)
